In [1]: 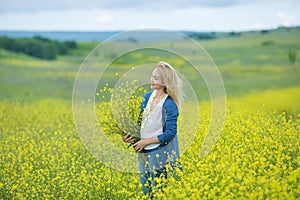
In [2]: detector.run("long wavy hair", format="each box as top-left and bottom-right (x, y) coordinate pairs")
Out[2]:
(155, 61), (184, 112)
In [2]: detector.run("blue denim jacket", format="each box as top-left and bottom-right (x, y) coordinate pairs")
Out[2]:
(139, 91), (180, 171)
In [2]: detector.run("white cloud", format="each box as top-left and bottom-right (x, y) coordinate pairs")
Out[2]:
(97, 13), (113, 23)
(253, 22), (265, 30)
(277, 11), (296, 26)
(0, 0), (279, 13)
(0, 0), (299, 31)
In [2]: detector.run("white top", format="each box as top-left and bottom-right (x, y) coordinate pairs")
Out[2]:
(140, 90), (168, 150)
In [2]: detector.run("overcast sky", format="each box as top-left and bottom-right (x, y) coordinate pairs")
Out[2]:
(0, 0), (299, 31)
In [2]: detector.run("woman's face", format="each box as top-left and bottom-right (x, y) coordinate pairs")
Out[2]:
(150, 68), (164, 90)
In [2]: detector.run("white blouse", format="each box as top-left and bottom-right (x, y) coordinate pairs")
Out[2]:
(140, 90), (168, 150)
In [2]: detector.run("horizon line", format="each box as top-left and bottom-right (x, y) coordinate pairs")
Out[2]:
(0, 25), (299, 33)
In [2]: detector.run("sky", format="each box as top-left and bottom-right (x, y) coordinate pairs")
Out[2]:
(0, 0), (299, 32)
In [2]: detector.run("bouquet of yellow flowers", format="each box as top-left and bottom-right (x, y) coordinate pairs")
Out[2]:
(96, 81), (145, 148)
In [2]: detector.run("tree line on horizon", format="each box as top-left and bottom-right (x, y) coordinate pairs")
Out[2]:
(0, 36), (77, 60)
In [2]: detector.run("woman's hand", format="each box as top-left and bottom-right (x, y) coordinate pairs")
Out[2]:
(133, 139), (149, 152)
(121, 134), (135, 144)
(133, 137), (160, 152)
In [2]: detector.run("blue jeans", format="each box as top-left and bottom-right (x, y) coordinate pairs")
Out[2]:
(138, 146), (167, 195)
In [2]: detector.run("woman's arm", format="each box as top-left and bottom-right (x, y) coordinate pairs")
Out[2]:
(157, 98), (179, 145)
(133, 98), (179, 152)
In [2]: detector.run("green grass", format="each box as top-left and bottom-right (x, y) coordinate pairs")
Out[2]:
(1, 27), (299, 104)
(202, 27), (300, 67)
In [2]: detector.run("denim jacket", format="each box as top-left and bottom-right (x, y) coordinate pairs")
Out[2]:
(139, 91), (180, 170)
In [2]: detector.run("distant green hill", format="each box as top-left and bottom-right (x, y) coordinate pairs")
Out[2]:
(0, 26), (299, 103)
(0, 36), (77, 60)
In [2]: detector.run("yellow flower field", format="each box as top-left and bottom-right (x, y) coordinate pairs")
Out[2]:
(1, 27), (300, 199)
(1, 86), (299, 199)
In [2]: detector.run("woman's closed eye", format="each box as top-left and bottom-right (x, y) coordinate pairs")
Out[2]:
(151, 76), (159, 81)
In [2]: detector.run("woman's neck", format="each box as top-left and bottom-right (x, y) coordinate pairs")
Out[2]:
(154, 89), (166, 98)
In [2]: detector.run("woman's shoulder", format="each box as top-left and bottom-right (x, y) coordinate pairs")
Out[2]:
(163, 96), (178, 112)
(143, 91), (153, 98)
(142, 91), (153, 101)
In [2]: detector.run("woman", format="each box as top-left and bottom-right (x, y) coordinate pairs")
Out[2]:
(122, 61), (183, 196)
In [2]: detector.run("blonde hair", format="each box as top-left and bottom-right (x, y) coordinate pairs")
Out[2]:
(155, 61), (184, 111)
